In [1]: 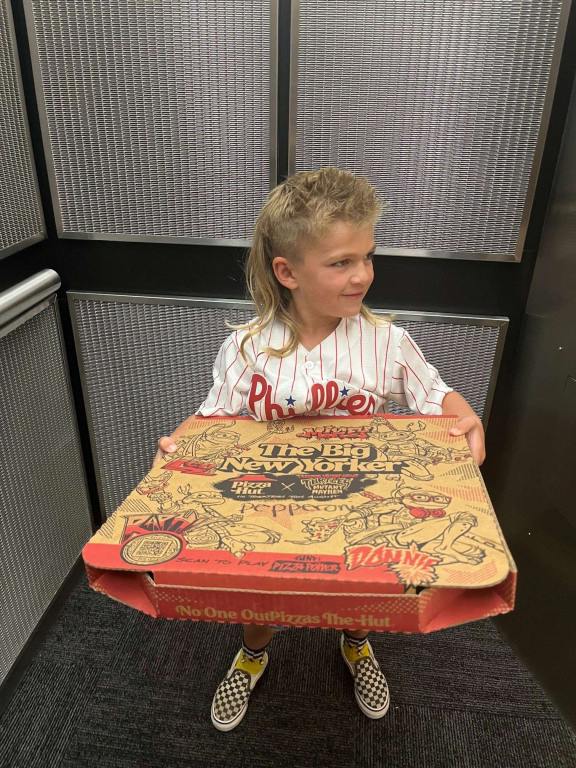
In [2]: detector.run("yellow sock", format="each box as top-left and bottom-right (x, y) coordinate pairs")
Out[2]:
(342, 635), (370, 664)
(235, 652), (265, 676)
(236, 643), (268, 676)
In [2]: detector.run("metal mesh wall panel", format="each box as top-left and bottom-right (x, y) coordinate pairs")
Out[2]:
(0, 302), (92, 684)
(0, 0), (45, 257)
(26, 0), (274, 241)
(69, 295), (506, 518)
(293, 0), (567, 260)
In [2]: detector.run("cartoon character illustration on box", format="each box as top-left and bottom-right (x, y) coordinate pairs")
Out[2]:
(367, 417), (470, 478)
(121, 486), (282, 562)
(170, 487), (282, 558)
(175, 420), (295, 461)
(144, 486), (234, 519)
(348, 488), (490, 566)
(172, 423), (242, 460)
(147, 490), (184, 516)
(160, 423), (241, 475)
(293, 484), (450, 544)
(136, 470), (173, 496)
(295, 484), (495, 567)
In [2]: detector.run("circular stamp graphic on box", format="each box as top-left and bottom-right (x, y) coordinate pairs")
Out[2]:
(121, 533), (182, 565)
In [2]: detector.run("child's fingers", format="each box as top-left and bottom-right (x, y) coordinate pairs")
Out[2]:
(448, 415), (479, 436)
(465, 428), (485, 464)
(448, 417), (486, 464)
(158, 436), (178, 454)
(150, 437), (178, 469)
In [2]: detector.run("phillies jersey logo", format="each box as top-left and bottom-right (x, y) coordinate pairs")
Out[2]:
(247, 373), (376, 420)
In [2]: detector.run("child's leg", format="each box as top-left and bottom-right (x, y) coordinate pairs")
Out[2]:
(340, 628), (390, 719)
(244, 624), (275, 651)
(211, 624), (274, 732)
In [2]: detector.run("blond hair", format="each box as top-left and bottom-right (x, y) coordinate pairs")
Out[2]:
(235, 167), (385, 359)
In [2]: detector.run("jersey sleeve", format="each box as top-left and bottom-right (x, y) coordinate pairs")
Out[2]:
(195, 331), (253, 416)
(388, 329), (453, 415)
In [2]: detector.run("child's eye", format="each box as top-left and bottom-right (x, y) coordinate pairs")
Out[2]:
(331, 259), (349, 267)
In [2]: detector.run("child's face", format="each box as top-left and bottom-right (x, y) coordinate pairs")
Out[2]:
(276, 221), (376, 326)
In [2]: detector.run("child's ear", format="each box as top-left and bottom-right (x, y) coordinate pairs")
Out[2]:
(272, 256), (299, 290)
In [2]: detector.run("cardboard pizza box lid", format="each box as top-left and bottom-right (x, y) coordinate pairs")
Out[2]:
(83, 415), (516, 602)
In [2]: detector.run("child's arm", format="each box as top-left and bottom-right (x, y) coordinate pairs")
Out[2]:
(387, 327), (485, 465)
(442, 391), (485, 465)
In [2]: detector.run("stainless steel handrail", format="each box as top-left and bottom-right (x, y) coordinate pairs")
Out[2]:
(0, 269), (60, 338)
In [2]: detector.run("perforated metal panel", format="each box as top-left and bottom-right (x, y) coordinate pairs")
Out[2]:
(24, 0), (276, 243)
(0, 300), (92, 685)
(291, 0), (570, 261)
(68, 293), (507, 518)
(0, 0), (45, 259)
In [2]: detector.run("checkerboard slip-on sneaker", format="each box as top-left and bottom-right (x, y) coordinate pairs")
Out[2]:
(211, 648), (269, 732)
(340, 634), (390, 719)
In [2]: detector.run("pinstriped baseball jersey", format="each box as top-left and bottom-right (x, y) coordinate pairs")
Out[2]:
(196, 314), (452, 421)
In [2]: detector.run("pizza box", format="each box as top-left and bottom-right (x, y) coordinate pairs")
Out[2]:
(83, 415), (516, 633)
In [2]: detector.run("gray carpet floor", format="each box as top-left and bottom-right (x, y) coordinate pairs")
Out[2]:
(0, 574), (575, 768)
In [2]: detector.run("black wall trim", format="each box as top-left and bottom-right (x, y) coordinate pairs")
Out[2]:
(277, 0), (292, 182)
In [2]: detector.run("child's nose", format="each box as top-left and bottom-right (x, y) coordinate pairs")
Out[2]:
(351, 261), (373, 284)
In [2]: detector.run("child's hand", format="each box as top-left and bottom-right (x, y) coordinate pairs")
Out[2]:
(151, 436), (178, 469)
(449, 415), (485, 466)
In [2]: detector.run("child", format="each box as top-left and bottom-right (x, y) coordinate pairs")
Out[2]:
(153, 167), (485, 731)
